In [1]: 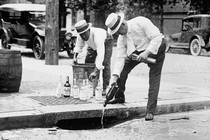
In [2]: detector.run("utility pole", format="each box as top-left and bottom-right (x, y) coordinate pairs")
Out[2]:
(45, 0), (59, 65)
(160, 0), (164, 33)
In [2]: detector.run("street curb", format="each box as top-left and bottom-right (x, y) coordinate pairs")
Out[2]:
(0, 98), (210, 130)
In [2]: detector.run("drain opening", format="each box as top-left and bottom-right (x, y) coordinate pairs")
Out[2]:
(56, 117), (124, 130)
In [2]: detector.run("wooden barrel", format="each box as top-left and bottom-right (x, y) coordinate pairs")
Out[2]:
(0, 49), (22, 93)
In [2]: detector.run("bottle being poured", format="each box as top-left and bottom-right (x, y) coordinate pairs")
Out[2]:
(103, 85), (119, 107)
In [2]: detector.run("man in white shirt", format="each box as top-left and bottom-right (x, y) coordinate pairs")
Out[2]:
(73, 20), (113, 96)
(105, 13), (166, 121)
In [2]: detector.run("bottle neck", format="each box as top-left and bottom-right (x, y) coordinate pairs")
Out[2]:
(66, 76), (69, 83)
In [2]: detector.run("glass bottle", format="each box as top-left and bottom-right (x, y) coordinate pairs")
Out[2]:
(72, 78), (79, 98)
(79, 79), (87, 100)
(63, 76), (71, 97)
(84, 72), (92, 99)
(95, 79), (102, 100)
(92, 78), (98, 96)
(56, 75), (63, 97)
(87, 80), (93, 99)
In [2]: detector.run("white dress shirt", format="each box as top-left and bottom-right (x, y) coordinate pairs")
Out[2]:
(74, 27), (107, 70)
(113, 16), (164, 76)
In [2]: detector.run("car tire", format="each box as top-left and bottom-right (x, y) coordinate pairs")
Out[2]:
(0, 32), (10, 49)
(32, 35), (45, 59)
(189, 38), (201, 56)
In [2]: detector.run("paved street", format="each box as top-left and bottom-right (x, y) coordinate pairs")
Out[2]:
(1, 109), (210, 140)
(0, 45), (210, 132)
(61, 47), (210, 91)
(51, 47), (210, 90)
(1, 1), (210, 139)
(19, 46), (210, 95)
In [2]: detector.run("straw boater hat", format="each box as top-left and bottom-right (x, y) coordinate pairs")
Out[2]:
(105, 13), (125, 35)
(75, 20), (92, 34)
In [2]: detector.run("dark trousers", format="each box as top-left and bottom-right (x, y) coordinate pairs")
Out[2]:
(117, 39), (166, 115)
(85, 36), (113, 89)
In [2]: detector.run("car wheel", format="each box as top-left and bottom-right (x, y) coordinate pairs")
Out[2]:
(1, 32), (10, 49)
(190, 38), (201, 56)
(32, 35), (45, 59)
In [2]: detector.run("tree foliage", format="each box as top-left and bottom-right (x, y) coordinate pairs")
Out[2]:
(185, 0), (210, 13)
(65, 0), (210, 19)
(119, 0), (187, 19)
(65, 0), (119, 13)
(123, 0), (210, 18)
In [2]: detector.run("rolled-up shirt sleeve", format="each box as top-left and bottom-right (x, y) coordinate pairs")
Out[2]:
(146, 35), (163, 54)
(74, 35), (85, 53)
(112, 36), (127, 76)
(143, 19), (163, 54)
(95, 34), (106, 70)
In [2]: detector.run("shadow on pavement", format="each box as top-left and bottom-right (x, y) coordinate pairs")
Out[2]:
(21, 52), (70, 59)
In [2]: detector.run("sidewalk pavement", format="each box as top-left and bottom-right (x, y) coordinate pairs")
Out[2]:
(0, 57), (210, 130)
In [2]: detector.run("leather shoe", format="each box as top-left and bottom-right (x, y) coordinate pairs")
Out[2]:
(107, 97), (125, 104)
(145, 113), (154, 121)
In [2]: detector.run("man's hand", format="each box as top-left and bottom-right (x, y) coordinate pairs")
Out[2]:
(73, 53), (78, 64)
(135, 50), (151, 62)
(89, 67), (99, 82)
(110, 75), (119, 87)
(89, 71), (97, 82)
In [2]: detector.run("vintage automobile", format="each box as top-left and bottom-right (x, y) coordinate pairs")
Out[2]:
(165, 14), (210, 56)
(0, 3), (76, 59)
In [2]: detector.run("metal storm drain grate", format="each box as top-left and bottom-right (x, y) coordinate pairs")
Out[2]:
(28, 96), (89, 106)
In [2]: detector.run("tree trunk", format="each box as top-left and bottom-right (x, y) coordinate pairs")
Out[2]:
(160, 0), (164, 33)
(45, 0), (59, 65)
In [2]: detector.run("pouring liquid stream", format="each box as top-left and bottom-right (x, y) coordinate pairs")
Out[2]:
(101, 107), (105, 129)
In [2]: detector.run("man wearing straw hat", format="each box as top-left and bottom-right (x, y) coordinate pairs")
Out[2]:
(105, 13), (166, 121)
(73, 20), (113, 96)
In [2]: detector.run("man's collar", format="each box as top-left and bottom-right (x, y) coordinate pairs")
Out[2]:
(87, 28), (92, 41)
(127, 22), (131, 35)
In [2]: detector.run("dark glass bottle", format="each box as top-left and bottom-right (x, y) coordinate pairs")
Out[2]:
(103, 85), (119, 107)
(63, 76), (71, 97)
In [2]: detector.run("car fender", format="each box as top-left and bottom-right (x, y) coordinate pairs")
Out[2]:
(30, 31), (44, 47)
(0, 28), (12, 41)
(34, 28), (45, 37)
(193, 34), (205, 46)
